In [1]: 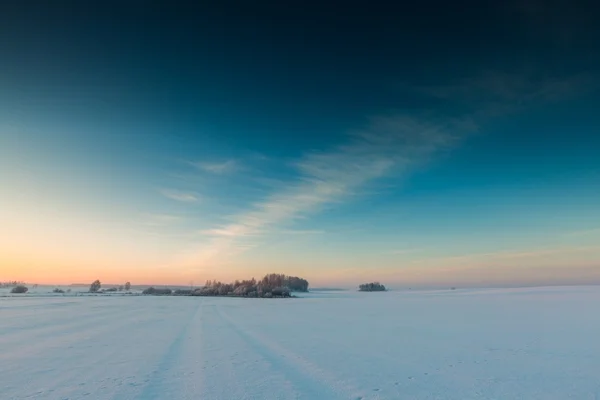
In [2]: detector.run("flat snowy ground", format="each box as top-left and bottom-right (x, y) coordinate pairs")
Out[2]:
(1, 286), (599, 399)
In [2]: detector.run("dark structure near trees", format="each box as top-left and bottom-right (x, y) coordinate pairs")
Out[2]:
(359, 282), (386, 292)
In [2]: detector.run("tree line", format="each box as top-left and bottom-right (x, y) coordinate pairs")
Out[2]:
(84, 274), (309, 298)
(194, 273), (309, 298)
(359, 282), (386, 292)
(89, 280), (131, 293)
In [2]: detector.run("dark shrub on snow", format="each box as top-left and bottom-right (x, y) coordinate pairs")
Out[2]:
(53, 288), (65, 293)
(89, 280), (101, 293)
(11, 285), (28, 294)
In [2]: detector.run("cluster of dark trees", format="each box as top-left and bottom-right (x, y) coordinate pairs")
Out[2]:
(10, 285), (28, 294)
(89, 280), (101, 292)
(359, 282), (386, 292)
(94, 274), (308, 298)
(173, 289), (193, 295)
(142, 287), (172, 295)
(193, 273), (309, 298)
(89, 280), (132, 293)
(141, 288), (195, 296)
(281, 275), (309, 292)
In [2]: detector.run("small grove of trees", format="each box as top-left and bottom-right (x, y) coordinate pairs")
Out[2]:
(53, 288), (65, 294)
(138, 274), (308, 298)
(125, 282), (131, 291)
(253, 274), (308, 292)
(193, 273), (308, 298)
(142, 287), (172, 295)
(89, 280), (101, 293)
(282, 275), (309, 292)
(10, 285), (28, 294)
(359, 282), (386, 292)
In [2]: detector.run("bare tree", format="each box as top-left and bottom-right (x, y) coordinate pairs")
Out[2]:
(89, 280), (101, 293)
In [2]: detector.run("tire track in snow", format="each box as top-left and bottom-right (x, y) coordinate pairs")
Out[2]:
(1, 301), (182, 399)
(216, 306), (369, 400)
(188, 302), (301, 400)
(135, 301), (204, 400)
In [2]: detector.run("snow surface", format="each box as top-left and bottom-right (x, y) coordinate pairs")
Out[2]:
(1, 286), (600, 399)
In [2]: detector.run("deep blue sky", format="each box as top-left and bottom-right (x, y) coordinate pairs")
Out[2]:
(1, 1), (599, 286)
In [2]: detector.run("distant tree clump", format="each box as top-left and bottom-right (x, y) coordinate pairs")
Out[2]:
(89, 280), (101, 293)
(104, 287), (118, 292)
(193, 273), (304, 298)
(142, 287), (172, 295)
(53, 288), (65, 293)
(11, 285), (28, 294)
(358, 282), (386, 292)
(124, 282), (131, 291)
(133, 274), (306, 299)
(283, 275), (309, 292)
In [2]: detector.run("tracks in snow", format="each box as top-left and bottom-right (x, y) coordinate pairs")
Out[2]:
(3, 297), (375, 400)
(216, 305), (369, 400)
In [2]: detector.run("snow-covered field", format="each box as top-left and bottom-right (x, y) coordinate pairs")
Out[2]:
(1, 286), (599, 399)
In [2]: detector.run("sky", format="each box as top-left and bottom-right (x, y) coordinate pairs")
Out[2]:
(1, 1), (599, 287)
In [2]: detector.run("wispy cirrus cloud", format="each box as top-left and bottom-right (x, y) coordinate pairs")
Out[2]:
(421, 72), (596, 117)
(277, 229), (326, 235)
(564, 228), (600, 237)
(176, 72), (594, 269)
(198, 227), (262, 237)
(160, 189), (200, 203)
(190, 159), (238, 174)
(177, 114), (472, 266)
(408, 245), (600, 267)
(142, 214), (182, 227)
(387, 248), (424, 255)
(387, 244), (600, 286)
